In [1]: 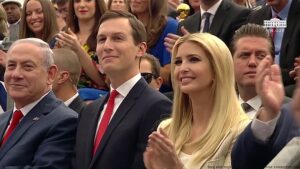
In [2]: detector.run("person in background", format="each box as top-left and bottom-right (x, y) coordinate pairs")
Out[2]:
(74, 11), (172, 169)
(0, 38), (77, 168)
(1, 0), (22, 40)
(164, 0), (250, 55)
(143, 33), (249, 169)
(247, 0), (300, 97)
(56, 0), (69, 22)
(231, 23), (290, 119)
(139, 53), (163, 91)
(107, 0), (127, 11)
(52, 0), (69, 30)
(0, 5), (8, 81)
(56, 0), (108, 101)
(52, 48), (86, 114)
(0, 4), (8, 40)
(128, 0), (178, 92)
(231, 55), (300, 169)
(19, 0), (59, 48)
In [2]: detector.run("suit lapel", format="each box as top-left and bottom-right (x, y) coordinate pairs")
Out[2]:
(0, 92), (59, 159)
(90, 79), (147, 168)
(82, 96), (107, 165)
(209, 1), (229, 36)
(190, 12), (202, 33)
(0, 111), (12, 143)
(69, 96), (84, 113)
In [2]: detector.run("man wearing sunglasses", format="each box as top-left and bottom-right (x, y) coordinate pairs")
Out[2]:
(139, 53), (163, 91)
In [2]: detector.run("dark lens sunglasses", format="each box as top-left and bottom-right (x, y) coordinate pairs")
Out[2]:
(141, 73), (155, 84)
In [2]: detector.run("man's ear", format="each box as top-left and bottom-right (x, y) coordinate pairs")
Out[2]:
(155, 76), (164, 90)
(136, 42), (147, 59)
(57, 71), (70, 84)
(47, 65), (58, 85)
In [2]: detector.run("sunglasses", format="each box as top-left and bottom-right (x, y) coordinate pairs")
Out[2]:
(141, 73), (156, 84)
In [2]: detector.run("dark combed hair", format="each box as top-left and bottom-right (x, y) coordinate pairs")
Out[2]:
(230, 23), (275, 58)
(140, 53), (161, 78)
(99, 10), (147, 45)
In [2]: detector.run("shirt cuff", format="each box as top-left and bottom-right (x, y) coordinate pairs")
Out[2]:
(251, 109), (281, 142)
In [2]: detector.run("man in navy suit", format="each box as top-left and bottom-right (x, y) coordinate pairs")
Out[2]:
(164, 0), (250, 55)
(247, 0), (300, 97)
(74, 11), (172, 169)
(0, 38), (77, 168)
(231, 55), (300, 169)
(52, 48), (85, 114)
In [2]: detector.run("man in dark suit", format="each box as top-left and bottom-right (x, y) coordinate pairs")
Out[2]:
(164, 0), (250, 53)
(178, 0), (250, 46)
(232, 23), (290, 119)
(231, 55), (300, 169)
(52, 48), (85, 114)
(247, 0), (300, 97)
(0, 38), (78, 168)
(74, 11), (172, 169)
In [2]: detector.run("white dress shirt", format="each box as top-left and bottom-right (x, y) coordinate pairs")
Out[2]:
(239, 95), (262, 119)
(94, 74), (142, 139)
(200, 0), (222, 32)
(239, 94), (280, 142)
(64, 93), (79, 107)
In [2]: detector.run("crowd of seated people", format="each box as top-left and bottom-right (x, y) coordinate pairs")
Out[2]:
(0, 0), (299, 168)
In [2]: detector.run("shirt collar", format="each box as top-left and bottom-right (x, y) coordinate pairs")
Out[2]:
(13, 91), (50, 117)
(271, 0), (292, 20)
(7, 19), (21, 27)
(111, 73), (141, 98)
(64, 93), (79, 107)
(200, 0), (222, 17)
(239, 95), (262, 112)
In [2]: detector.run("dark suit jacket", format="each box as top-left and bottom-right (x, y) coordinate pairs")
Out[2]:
(231, 103), (300, 169)
(0, 92), (78, 169)
(75, 79), (172, 169)
(69, 95), (85, 114)
(178, 0), (250, 46)
(247, 0), (300, 96)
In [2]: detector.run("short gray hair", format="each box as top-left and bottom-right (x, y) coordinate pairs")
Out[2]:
(9, 38), (54, 69)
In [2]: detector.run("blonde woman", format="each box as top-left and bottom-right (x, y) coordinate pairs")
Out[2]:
(144, 33), (250, 169)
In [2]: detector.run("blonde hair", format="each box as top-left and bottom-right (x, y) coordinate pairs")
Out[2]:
(164, 33), (247, 167)
(0, 5), (8, 38)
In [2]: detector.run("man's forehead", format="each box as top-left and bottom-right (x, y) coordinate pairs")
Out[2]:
(8, 43), (42, 56)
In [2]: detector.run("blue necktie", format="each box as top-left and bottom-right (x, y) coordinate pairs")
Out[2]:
(203, 12), (212, 32)
(0, 82), (7, 111)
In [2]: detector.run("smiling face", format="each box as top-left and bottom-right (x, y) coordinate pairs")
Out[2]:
(129, 0), (149, 15)
(74, 0), (96, 21)
(25, 0), (44, 38)
(96, 17), (146, 86)
(4, 43), (55, 108)
(233, 36), (272, 88)
(173, 41), (213, 94)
